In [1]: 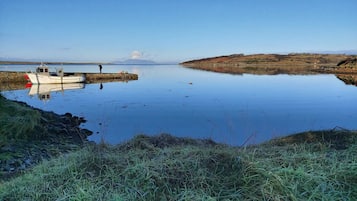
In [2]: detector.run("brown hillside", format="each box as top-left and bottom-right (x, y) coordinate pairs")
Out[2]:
(337, 58), (357, 69)
(181, 53), (356, 74)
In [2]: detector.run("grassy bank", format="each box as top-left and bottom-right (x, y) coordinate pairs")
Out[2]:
(0, 94), (91, 179)
(0, 131), (356, 200)
(0, 94), (42, 141)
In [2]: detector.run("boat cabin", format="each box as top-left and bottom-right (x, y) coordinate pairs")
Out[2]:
(35, 63), (64, 76)
(36, 64), (50, 75)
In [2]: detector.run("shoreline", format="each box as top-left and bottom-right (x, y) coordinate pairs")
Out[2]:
(0, 95), (356, 199)
(1, 94), (356, 178)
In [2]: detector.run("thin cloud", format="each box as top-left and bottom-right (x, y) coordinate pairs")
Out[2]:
(58, 47), (72, 51)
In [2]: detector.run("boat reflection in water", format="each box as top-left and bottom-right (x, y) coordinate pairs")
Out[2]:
(27, 83), (85, 101)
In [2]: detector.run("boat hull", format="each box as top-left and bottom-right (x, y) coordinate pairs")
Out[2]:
(26, 73), (85, 84)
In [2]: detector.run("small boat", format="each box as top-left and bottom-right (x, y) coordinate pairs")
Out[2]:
(25, 63), (85, 84)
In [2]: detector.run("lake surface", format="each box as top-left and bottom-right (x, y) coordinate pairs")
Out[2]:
(1, 64), (357, 146)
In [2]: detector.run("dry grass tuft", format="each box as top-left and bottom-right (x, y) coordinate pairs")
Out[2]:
(1, 132), (356, 200)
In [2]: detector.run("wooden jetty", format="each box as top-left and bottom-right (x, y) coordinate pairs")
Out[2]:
(0, 72), (27, 84)
(84, 72), (138, 83)
(0, 71), (138, 91)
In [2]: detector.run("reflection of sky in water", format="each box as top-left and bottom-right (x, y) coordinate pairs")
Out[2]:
(2, 64), (357, 146)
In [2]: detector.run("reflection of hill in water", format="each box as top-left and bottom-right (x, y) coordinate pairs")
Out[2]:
(336, 74), (357, 86)
(28, 83), (85, 101)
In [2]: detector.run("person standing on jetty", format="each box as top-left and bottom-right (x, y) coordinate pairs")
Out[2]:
(99, 64), (103, 74)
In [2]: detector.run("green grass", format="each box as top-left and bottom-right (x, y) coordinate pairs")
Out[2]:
(0, 95), (42, 140)
(1, 132), (356, 201)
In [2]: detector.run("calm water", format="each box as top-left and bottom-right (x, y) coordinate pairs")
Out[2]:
(1, 64), (357, 145)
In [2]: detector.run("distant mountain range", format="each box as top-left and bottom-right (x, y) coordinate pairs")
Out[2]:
(111, 59), (157, 65)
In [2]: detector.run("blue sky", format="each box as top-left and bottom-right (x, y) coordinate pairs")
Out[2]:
(0, 0), (356, 63)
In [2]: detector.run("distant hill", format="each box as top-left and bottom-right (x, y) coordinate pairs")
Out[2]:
(337, 58), (357, 68)
(181, 53), (352, 67)
(180, 53), (357, 74)
(112, 59), (157, 65)
(0, 57), (109, 65)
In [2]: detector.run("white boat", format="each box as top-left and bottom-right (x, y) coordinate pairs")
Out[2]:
(25, 63), (85, 84)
